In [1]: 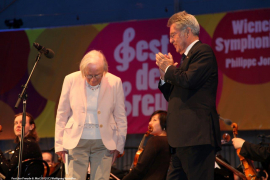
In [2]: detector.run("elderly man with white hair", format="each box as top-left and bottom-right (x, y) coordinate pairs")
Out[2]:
(55, 50), (127, 180)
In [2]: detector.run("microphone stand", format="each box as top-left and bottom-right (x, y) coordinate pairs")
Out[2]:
(14, 52), (42, 179)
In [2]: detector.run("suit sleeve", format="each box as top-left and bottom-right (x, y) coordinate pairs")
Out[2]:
(55, 76), (72, 153)
(165, 45), (216, 89)
(240, 141), (270, 162)
(114, 79), (127, 154)
(158, 80), (172, 102)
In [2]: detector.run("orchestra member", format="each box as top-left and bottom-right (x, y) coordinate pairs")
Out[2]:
(123, 110), (170, 180)
(0, 112), (42, 178)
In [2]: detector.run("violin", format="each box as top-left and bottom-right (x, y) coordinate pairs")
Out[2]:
(216, 133), (247, 179)
(43, 154), (64, 177)
(130, 125), (153, 170)
(110, 173), (120, 180)
(216, 156), (247, 180)
(231, 123), (259, 180)
(43, 162), (59, 177)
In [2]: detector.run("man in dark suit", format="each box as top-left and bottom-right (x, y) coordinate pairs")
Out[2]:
(156, 11), (221, 180)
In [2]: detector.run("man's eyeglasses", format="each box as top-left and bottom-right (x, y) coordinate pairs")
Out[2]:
(170, 32), (177, 39)
(85, 73), (103, 79)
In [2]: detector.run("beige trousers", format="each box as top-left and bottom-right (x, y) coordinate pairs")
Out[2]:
(66, 139), (113, 180)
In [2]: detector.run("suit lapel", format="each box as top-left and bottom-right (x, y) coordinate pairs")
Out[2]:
(181, 55), (189, 69)
(181, 41), (201, 70)
(97, 72), (108, 108)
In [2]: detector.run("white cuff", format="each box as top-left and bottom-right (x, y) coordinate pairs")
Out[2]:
(165, 65), (171, 73)
(160, 78), (165, 85)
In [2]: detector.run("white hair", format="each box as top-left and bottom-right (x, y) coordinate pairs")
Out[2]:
(167, 11), (200, 36)
(79, 50), (108, 77)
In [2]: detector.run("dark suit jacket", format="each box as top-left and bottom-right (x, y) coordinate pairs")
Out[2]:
(240, 141), (270, 162)
(123, 136), (170, 180)
(159, 41), (221, 152)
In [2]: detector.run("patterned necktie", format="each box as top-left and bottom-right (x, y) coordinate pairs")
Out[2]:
(180, 54), (186, 65)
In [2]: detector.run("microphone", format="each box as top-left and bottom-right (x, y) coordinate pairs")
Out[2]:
(33, 42), (54, 59)
(219, 116), (232, 125)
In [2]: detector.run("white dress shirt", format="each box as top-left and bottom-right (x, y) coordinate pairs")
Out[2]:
(81, 81), (102, 139)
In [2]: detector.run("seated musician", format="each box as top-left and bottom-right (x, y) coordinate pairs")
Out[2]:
(42, 151), (67, 178)
(0, 112), (42, 178)
(232, 137), (270, 162)
(232, 137), (270, 179)
(123, 110), (171, 180)
(42, 152), (54, 166)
